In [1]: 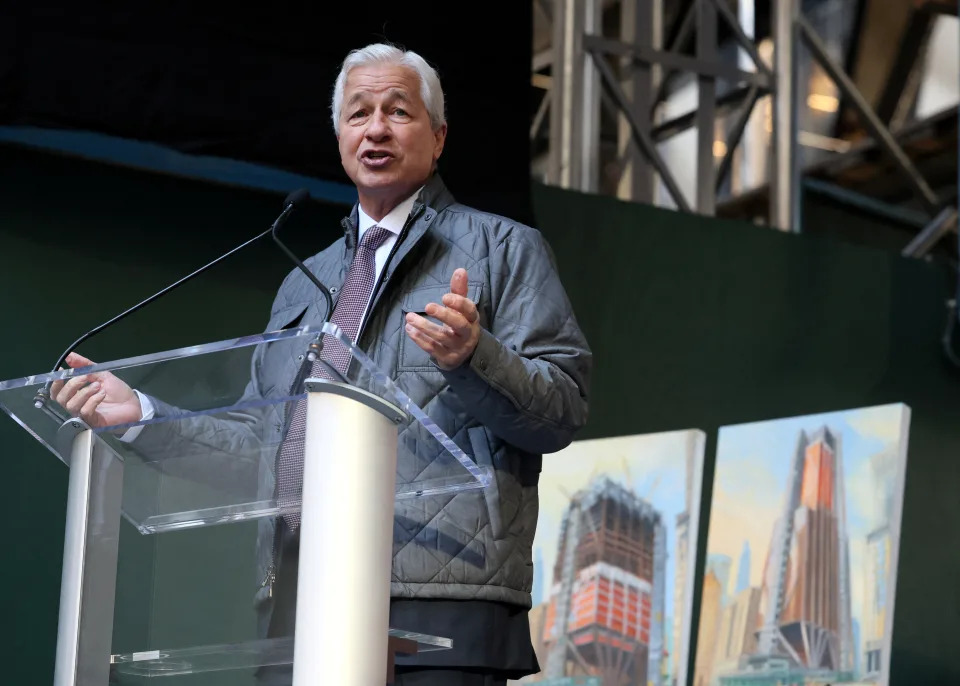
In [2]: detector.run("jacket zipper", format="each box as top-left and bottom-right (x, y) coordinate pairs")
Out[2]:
(260, 565), (277, 599)
(263, 206), (424, 600)
(354, 206), (423, 345)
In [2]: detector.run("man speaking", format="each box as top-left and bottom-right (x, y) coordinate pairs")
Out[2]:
(51, 42), (592, 685)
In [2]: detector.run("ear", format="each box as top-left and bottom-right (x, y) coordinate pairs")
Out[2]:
(433, 124), (447, 162)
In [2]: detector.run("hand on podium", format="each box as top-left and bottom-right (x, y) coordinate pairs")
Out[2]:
(49, 352), (144, 429)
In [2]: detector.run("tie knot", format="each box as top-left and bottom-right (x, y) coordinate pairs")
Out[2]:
(360, 225), (392, 251)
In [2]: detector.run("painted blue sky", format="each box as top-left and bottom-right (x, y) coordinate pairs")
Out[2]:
(705, 403), (910, 645)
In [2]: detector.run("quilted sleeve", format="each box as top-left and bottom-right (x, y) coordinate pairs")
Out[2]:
(440, 226), (592, 454)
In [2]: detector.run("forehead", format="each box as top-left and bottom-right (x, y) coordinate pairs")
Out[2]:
(343, 64), (423, 102)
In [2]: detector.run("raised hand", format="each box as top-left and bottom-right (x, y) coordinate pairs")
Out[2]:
(404, 268), (481, 371)
(48, 352), (144, 429)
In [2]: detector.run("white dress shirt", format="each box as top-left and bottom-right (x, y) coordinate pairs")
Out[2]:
(355, 186), (420, 328)
(123, 187), (422, 442)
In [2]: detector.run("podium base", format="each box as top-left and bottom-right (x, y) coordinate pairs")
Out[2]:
(110, 630), (450, 680)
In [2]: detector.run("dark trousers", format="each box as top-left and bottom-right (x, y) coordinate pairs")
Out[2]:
(255, 522), (515, 686)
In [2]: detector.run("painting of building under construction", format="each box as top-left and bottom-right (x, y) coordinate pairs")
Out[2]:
(693, 404), (910, 686)
(514, 430), (705, 686)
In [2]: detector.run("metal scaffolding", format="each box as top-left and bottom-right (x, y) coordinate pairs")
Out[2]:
(531, 0), (959, 252)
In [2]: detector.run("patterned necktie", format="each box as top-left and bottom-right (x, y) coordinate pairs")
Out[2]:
(276, 225), (393, 530)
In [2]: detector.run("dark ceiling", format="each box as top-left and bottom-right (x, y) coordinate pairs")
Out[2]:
(0, 2), (534, 222)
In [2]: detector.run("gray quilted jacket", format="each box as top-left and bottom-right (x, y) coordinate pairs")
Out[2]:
(133, 174), (591, 628)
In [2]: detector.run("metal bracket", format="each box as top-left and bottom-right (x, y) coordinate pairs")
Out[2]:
(303, 378), (407, 425)
(56, 417), (92, 464)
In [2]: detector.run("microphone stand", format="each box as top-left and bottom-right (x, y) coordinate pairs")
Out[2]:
(34, 193), (325, 411)
(270, 221), (334, 363)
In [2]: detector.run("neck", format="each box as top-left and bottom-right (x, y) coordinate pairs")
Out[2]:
(359, 186), (415, 222)
(358, 175), (432, 221)
(358, 196), (399, 222)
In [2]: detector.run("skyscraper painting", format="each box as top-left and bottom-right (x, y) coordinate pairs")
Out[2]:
(693, 403), (910, 686)
(513, 429), (705, 686)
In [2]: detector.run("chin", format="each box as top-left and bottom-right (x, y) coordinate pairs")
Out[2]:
(359, 179), (400, 195)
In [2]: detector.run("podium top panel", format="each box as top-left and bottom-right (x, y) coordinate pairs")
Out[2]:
(0, 323), (490, 533)
(0, 326), (322, 393)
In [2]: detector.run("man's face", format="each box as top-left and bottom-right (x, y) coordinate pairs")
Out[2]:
(337, 64), (446, 214)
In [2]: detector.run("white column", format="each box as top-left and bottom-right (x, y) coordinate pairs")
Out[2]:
(54, 422), (122, 686)
(292, 381), (403, 686)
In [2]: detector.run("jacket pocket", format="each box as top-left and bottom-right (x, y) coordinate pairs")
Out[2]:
(467, 425), (521, 541)
(266, 302), (310, 332)
(398, 283), (483, 370)
(259, 303), (311, 396)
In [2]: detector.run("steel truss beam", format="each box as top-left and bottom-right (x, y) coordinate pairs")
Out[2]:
(797, 15), (942, 214)
(538, 0), (952, 245)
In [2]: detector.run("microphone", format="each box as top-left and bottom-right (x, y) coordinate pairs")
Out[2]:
(34, 188), (330, 409)
(267, 191), (335, 362)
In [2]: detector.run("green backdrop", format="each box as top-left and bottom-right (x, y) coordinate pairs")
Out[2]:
(1, 145), (957, 684)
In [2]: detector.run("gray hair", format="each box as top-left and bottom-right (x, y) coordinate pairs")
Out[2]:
(331, 43), (446, 133)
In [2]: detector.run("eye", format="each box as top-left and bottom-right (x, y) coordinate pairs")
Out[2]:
(349, 109), (366, 120)
(394, 108), (409, 117)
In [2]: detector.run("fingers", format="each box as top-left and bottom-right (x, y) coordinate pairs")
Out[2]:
(78, 386), (107, 425)
(449, 268), (468, 298)
(405, 312), (457, 347)
(424, 303), (472, 337)
(51, 352), (98, 406)
(444, 269), (478, 322)
(54, 374), (93, 407)
(64, 380), (102, 416)
(404, 319), (445, 357)
(50, 368), (66, 399)
(441, 293), (479, 324)
(66, 351), (96, 368)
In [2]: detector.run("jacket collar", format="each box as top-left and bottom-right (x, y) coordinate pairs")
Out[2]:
(338, 174), (453, 341)
(341, 173), (455, 249)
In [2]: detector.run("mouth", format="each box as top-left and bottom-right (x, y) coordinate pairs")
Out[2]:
(360, 150), (395, 168)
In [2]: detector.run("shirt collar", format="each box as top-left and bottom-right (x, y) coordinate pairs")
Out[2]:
(357, 187), (423, 239)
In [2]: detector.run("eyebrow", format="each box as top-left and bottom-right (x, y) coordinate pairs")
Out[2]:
(345, 88), (412, 109)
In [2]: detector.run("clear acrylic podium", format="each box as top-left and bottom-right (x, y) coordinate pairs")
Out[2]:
(0, 323), (492, 686)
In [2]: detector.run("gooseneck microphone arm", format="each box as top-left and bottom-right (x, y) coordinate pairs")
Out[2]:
(270, 223), (333, 329)
(271, 231), (335, 363)
(49, 223), (279, 375)
(35, 189), (318, 410)
(268, 189), (335, 363)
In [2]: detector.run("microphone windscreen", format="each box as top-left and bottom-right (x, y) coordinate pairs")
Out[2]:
(284, 188), (311, 208)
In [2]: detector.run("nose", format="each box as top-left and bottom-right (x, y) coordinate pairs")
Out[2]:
(364, 109), (391, 141)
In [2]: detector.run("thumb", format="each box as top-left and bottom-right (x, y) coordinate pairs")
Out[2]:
(450, 268), (468, 297)
(65, 352), (96, 369)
